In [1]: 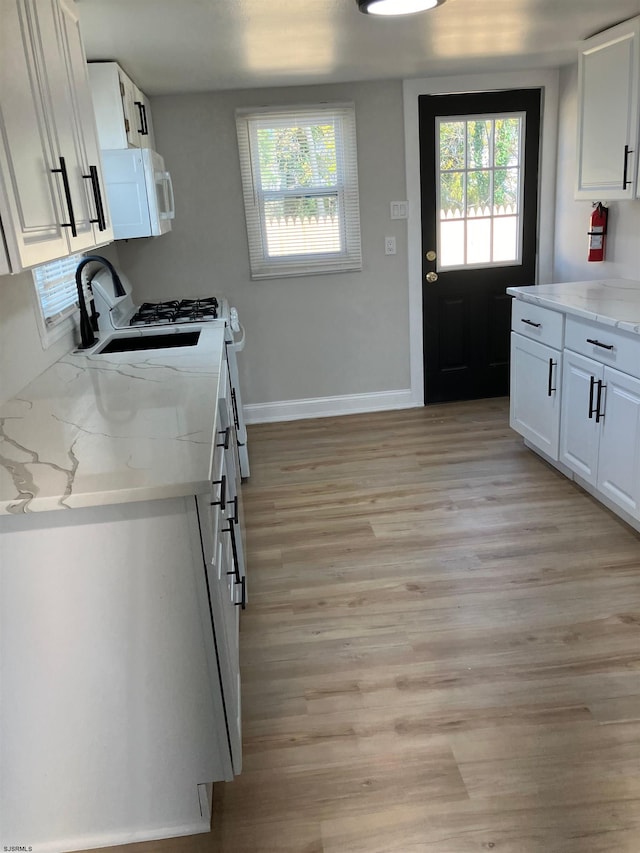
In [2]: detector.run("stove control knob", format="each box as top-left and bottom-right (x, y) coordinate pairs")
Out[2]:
(229, 307), (240, 333)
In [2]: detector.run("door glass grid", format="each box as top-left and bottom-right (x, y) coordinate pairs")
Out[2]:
(437, 113), (524, 270)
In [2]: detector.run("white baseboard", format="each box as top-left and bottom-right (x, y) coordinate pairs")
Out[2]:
(244, 388), (419, 424)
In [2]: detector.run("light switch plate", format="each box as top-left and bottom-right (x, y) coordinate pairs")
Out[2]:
(390, 201), (408, 219)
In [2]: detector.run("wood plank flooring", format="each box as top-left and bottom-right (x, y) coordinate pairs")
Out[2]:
(80, 399), (640, 852)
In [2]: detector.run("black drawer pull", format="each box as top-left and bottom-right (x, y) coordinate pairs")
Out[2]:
(210, 474), (226, 512)
(547, 358), (556, 397)
(586, 338), (614, 351)
(521, 318), (541, 328)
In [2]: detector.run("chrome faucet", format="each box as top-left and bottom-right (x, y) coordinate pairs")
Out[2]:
(74, 255), (126, 349)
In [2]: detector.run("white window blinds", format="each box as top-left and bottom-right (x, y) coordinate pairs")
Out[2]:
(32, 254), (82, 326)
(236, 103), (362, 279)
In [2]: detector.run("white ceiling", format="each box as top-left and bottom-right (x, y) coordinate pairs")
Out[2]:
(77, 0), (640, 96)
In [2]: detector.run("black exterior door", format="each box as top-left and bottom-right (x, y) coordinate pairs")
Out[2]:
(419, 88), (541, 404)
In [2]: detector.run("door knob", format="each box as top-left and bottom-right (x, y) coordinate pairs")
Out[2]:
(425, 250), (436, 261)
(425, 271), (438, 282)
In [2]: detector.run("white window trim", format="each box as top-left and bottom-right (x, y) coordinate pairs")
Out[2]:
(236, 102), (362, 279)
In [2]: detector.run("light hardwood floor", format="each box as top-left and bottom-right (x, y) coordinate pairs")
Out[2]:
(82, 399), (640, 852)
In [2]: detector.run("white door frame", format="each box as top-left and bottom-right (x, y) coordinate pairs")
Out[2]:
(403, 69), (560, 405)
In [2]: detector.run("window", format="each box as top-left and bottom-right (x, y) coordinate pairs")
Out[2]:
(32, 254), (82, 346)
(236, 103), (362, 279)
(437, 113), (525, 269)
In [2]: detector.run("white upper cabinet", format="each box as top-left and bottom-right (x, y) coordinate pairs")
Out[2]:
(88, 62), (156, 151)
(0, 0), (113, 273)
(575, 16), (640, 200)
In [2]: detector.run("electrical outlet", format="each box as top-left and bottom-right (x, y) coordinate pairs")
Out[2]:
(384, 236), (396, 255)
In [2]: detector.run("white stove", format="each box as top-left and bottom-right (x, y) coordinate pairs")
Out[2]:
(90, 268), (250, 478)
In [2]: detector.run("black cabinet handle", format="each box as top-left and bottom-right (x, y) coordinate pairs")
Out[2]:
(623, 144), (633, 189)
(216, 426), (231, 449)
(210, 474), (226, 512)
(134, 100), (148, 135)
(234, 576), (246, 610)
(586, 338), (614, 351)
(230, 387), (240, 430)
(223, 521), (241, 584)
(547, 358), (556, 397)
(51, 156), (77, 237)
(521, 318), (541, 328)
(230, 495), (239, 525)
(596, 380), (606, 423)
(588, 375), (597, 419)
(82, 165), (107, 231)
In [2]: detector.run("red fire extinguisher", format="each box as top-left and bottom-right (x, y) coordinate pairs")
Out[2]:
(588, 202), (608, 262)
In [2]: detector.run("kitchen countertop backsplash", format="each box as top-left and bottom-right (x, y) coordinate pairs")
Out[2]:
(0, 326), (225, 514)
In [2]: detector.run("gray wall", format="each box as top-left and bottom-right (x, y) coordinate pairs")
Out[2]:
(116, 80), (411, 407)
(554, 63), (640, 282)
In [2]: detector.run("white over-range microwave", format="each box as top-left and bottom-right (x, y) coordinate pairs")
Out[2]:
(100, 148), (175, 239)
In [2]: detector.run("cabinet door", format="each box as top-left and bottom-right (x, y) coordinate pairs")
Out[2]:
(0, 0), (70, 269)
(119, 68), (141, 148)
(56, 0), (113, 247)
(132, 86), (156, 151)
(597, 367), (640, 518)
(560, 350), (603, 484)
(510, 333), (562, 459)
(576, 17), (640, 200)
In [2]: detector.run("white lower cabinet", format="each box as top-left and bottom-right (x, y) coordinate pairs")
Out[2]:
(559, 350), (602, 484)
(511, 298), (640, 527)
(510, 333), (562, 459)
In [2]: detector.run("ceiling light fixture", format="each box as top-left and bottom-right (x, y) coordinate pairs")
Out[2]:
(357, 0), (446, 15)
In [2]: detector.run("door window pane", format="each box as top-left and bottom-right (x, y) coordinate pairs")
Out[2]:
(440, 171), (464, 215)
(467, 218), (491, 264)
(493, 216), (518, 262)
(439, 121), (465, 170)
(466, 120), (492, 168)
(439, 219), (465, 267)
(436, 112), (524, 269)
(467, 171), (491, 215)
(494, 118), (520, 166)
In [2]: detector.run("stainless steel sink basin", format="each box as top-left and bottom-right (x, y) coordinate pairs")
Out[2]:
(95, 330), (201, 354)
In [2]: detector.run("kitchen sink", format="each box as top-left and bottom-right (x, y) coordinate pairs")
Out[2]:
(95, 330), (201, 354)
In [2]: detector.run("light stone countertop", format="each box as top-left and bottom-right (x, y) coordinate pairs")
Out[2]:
(0, 325), (226, 514)
(507, 279), (640, 333)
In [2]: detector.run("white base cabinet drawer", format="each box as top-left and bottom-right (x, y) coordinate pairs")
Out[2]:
(565, 315), (640, 378)
(510, 333), (562, 460)
(511, 300), (564, 348)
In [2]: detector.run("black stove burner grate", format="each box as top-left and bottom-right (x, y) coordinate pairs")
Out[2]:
(130, 297), (219, 326)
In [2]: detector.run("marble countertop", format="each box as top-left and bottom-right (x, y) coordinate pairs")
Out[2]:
(0, 325), (226, 514)
(507, 279), (640, 334)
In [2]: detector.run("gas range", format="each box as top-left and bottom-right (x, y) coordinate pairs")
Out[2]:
(130, 297), (221, 326)
(90, 268), (229, 332)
